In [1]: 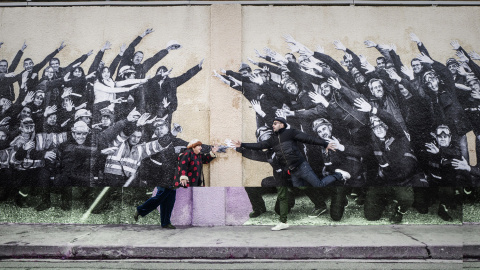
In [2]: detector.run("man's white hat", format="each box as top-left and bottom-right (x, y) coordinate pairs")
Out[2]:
(166, 40), (180, 48)
(118, 65), (136, 77)
(72, 121), (90, 133)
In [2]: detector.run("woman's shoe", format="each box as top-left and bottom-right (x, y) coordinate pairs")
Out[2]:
(162, 224), (176, 229)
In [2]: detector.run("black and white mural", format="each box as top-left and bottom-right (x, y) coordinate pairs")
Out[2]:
(216, 32), (480, 223)
(217, 34), (480, 187)
(0, 5), (479, 225)
(0, 25), (215, 212)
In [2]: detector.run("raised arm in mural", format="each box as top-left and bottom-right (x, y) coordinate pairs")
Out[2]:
(117, 28), (182, 80)
(406, 33), (434, 97)
(117, 28), (154, 78)
(144, 59), (203, 124)
(449, 40), (480, 164)
(384, 68), (435, 159)
(451, 40), (480, 81)
(50, 48), (93, 80)
(418, 52), (472, 160)
(364, 39), (393, 68)
(88, 41), (112, 75)
(6, 42), (65, 101)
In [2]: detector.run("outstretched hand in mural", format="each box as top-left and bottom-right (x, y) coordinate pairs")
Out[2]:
(166, 40), (182, 51)
(452, 156), (471, 171)
(469, 51), (480, 60)
(409, 32), (422, 45)
(140, 28), (154, 38)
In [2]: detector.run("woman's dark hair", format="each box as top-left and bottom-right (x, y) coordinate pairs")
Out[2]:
(156, 66), (168, 74)
(41, 66), (54, 80)
(99, 66), (111, 85)
(70, 66), (85, 79)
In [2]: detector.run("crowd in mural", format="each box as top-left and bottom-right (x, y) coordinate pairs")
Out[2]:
(215, 33), (480, 228)
(0, 29), (211, 212)
(1, 27), (480, 226)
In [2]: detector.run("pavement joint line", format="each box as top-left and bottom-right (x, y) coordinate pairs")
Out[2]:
(392, 226), (433, 259)
(69, 225), (105, 244)
(66, 224), (108, 258)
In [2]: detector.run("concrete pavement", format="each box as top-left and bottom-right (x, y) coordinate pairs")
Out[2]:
(0, 223), (478, 260)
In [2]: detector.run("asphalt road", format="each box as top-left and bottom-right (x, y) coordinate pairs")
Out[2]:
(0, 259), (475, 270)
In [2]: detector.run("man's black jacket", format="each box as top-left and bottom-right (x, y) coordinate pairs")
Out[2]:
(241, 127), (328, 171)
(236, 147), (290, 186)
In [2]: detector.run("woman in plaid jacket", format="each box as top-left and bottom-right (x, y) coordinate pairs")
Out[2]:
(134, 139), (218, 229)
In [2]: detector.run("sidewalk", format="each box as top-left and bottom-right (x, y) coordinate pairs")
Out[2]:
(0, 223), (478, 260)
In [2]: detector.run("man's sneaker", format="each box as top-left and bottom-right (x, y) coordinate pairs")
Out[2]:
(335, 169), (351, 183)
(271, 222), (289, 231)
(308, 206), (327, 218)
